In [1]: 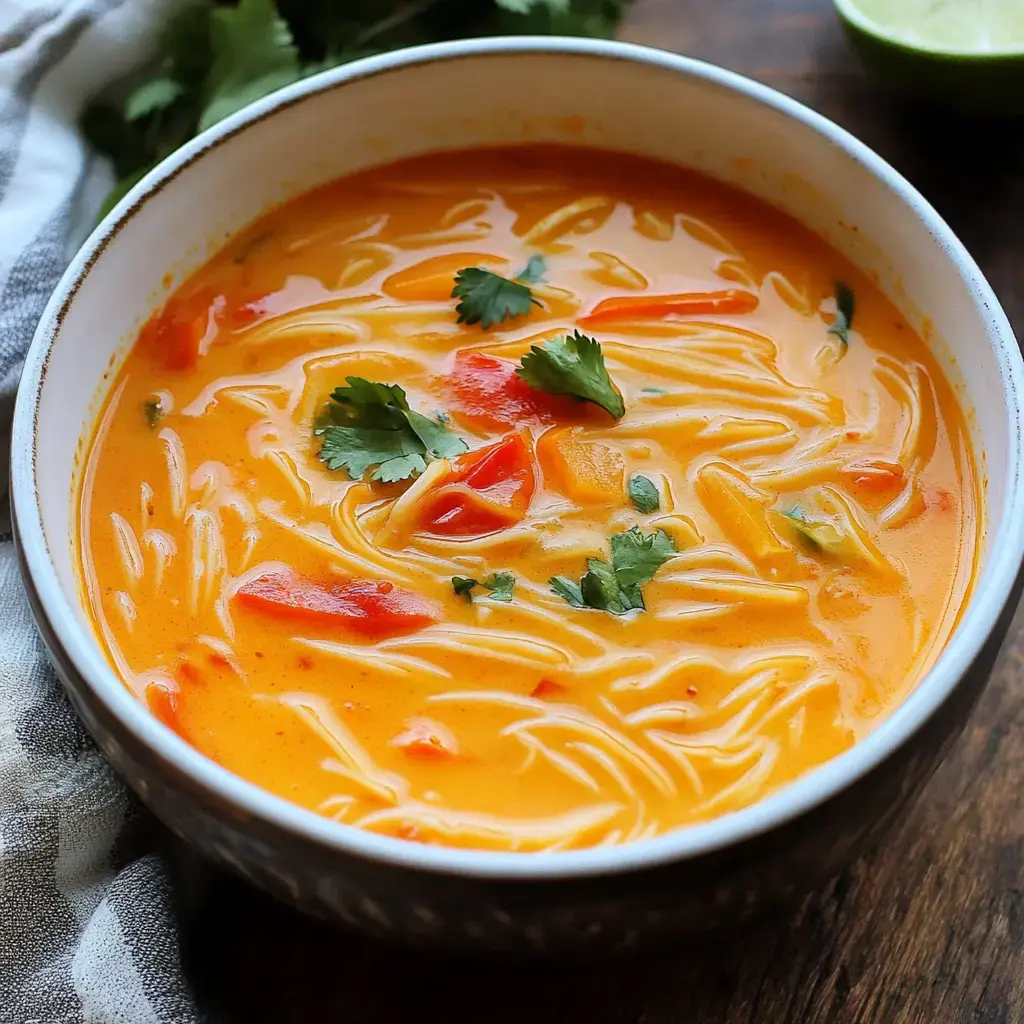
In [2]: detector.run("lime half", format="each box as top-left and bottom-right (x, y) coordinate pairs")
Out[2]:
(834, 0), (1024, 113)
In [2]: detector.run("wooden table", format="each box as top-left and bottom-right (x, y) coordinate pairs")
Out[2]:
(179, 2), (1024, 1020)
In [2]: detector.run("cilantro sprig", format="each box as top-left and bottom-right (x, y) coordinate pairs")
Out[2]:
(82, 2), (633, 216)
(551, 527), (675, 615)
(316, 377), (465, 483)
(452, 267), (541, 330)
(452, 572), (516, 603)
(517, 330), (625, 419)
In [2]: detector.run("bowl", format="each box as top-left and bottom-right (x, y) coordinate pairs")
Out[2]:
(11, 37), (1024, 954)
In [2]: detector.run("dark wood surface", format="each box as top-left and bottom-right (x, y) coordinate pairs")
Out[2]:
(179, 2), (1024, 1021)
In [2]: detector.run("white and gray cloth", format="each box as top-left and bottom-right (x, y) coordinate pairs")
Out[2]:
(0, 2), (201, 1021)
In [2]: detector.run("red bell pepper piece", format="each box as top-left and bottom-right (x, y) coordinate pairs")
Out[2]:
(448, 351), (583, 431)
(418, 433), (537, 536)
(234, 567), (438, 638)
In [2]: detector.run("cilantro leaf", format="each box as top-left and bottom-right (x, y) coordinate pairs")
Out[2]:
(452, 267), (540, 330)
(199, 0), (301, 131)
(517, 254), (547, 284)
(452, 572), (516, 602)
(550, 576), (585, 607)
(609, 527), (675, 589)
(483, 571), (516, 602)
(516, 331), (625, 419)
(316, 376), (465, 483)
(581, 558), (631, 613)
(628, 474), (660, 514)
(317, 426), (426, 482)
(827, 282), (855, 348)
(550, 527), (675, 615)
(406, 410), (469, 459)
(125, 77), (184, 122)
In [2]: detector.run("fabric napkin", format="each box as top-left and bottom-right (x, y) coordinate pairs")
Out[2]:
(0, 2), (201, 1021)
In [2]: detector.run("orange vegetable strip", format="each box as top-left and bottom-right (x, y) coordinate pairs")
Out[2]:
(578, 289), (759, 326)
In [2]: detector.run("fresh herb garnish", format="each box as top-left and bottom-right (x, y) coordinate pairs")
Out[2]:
(827, 282), (855, 348)
(143, 398), (164, 428)
(451, 572), (516, 603)
(517, 254), (547, 284)
(778, 507), (846, 555)
(517, 330), (625, 419)
(550, 526), (675, 615)
(452, 267), (540, 330)
(82, 0), (633, 216)
(628, 474), (660, 514)
(316, 377), (466, 483)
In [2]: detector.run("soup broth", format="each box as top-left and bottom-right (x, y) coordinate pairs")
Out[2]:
(79, 147), (978, 851)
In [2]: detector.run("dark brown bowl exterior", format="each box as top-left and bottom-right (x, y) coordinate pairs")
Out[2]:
(16, 505), (1019, 954)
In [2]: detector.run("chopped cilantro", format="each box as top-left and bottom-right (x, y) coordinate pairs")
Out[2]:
(550, 526), (675, 615)
(628, 474), (660, 514)
(483, 571), (516, 602)
(143, 398), (164, 428)
(452, 267), (540, 330)
(778, 507), (846, 555)
(827, 282), (855, 348)
(451, 572), (516, 602)
(549, 576), (585, 608)
(316, 377), (465, 483)
(516, 330), (625, 419)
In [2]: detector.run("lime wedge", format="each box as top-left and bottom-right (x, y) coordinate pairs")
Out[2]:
(844, 0), (1024, 55)
(834, 0), (1024, 113)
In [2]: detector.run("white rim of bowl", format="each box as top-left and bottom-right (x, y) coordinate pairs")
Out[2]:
(834, 0), (1024, 60)
(12, 36), (1024, 881)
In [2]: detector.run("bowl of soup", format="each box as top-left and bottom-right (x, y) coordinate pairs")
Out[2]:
(12, 37), (1024, 951)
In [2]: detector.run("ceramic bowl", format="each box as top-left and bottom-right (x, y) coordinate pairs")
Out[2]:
(12, 38), (1024, 953)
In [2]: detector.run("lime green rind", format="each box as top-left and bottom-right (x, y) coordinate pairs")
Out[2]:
(836, 8), (1024, 116)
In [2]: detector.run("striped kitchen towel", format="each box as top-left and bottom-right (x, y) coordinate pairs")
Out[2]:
(0, 2), (201, 1021)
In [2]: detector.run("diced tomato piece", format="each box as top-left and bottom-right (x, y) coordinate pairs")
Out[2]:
(139, 287), (219, 371)
(841, 459), (905, 494)
(418, 433), (537, 536)
(391, 717), (459, 761)
(448, 351), (584, 430)
(536, 425), (625, 504)
(145, 684), (187, 739)
(928, 487), (954, 512)
(234, 567), (439, 638)
(578, 289), (759, 326)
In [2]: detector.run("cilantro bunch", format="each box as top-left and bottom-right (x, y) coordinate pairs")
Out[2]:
(82, 0), (633, 214)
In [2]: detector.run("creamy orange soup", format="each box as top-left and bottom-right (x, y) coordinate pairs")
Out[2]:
(78, 147), (978, 851)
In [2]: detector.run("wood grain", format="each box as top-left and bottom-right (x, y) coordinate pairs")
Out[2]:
(176, 2), (1024, 1020)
